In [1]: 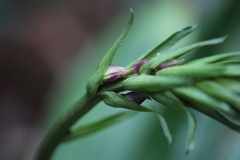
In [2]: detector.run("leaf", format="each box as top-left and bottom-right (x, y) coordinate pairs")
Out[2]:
(173, 86), (236, 116)
(150, 92), (185, 111)
(155, 91), (196, 154)
(62, 111), (137, 142)
(154, 112), (173, 146)
(196, 81), (240, 111)
(185, 101), (240, 132)
(174, 88), (240, 132)
(156, 64), (240, 79)
(223, 65), (240, 76)
(101, 91), (173, 145)
(122, 75), (192, 93)
(184, 108), (196, 155)
(217, 61), (240, 64)
(139, 36), (228, 74)
(86, 9), (134, 96)
(215, 78), (240, 94)
(186, 52), (240, 65)
(101, 91), (152, 112)
(127, 25), (197, 68)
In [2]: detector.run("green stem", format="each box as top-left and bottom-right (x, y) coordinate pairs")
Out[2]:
(35, 93), (101, 160)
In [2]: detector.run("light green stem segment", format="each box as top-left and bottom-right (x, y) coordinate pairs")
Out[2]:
(35, 94), (101, 160)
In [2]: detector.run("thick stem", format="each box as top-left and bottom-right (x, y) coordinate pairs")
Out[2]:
(35, 93), (101, 160)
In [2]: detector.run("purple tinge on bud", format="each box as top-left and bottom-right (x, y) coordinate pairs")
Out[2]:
(133, 59), (150, 74)
(156, 60), (181, 71)
(103, 66), (128, 82)
(121, 92), (150, 104)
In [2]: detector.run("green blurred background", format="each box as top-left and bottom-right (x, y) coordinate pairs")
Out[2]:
(1, 0), (240, 160)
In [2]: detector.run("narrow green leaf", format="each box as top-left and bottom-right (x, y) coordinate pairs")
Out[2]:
(168, 64), (238, 78)
(156, 91), (196, 154)
(223, 65), (240, 76)
(139, 36), (228, 74)
(197, 81), (240, 111)
(127, 25), (197, 68)
(62, 111), (137, 142)
(215, 78), (240, 94)
(101, 91), (152, 112)
(102, 92), (173, 145)
(154, 112), (173, 146)
(156, 64), (239, 79)
(186, 52), (240, 65)
(173, 89), (240, 132)
(173, 86), (236, 116)
(122, 75), (192, 93)
(150, 91), (185, 111)
(184, 108), (196, 155)
(186, 101), (240, 132)
(86, 9), (134, 96)
(217, 61), (240, 64)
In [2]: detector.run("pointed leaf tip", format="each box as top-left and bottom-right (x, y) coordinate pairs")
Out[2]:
(130, 8), (134, 14)
(140, 36), (230, 74)
(191, 24), (198, 30)
(214, 35), (229, 43)
(185, 109), (196, 155)
(62, 111), (137, 142)
(101, 91), (152, 112)
(154, 112), (173, 146)
(127, 25), (197, 68)
(86, 10), (134, 96)
(179, 24), (197, 32)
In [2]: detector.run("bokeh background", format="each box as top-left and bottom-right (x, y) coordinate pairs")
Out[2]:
(1, 0), (240, 160)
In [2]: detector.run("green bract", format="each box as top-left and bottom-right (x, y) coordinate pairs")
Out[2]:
(122, 75), (192, 92)
(86, 9), (134, 97)
(92, 21), (239, 153)
(36, 9), (240, 160)
(127, 25), (197, 68)
(139, 36), (228, 74)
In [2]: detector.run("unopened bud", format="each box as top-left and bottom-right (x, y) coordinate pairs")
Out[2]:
(133, 59), (150, 74)
(103, 66), (128, 82)
(121, 92), (150, 104)
(156, 60), (182, 71)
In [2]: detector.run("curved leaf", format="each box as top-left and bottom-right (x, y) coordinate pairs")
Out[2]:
(217, 61), (240, 64)
(139, 36), (228, 74)
(86, 9), (134, 96)
(150, 92), (185, 111)
(173, 86), (236, 116)
(155, 91), (196, 154)
(186, 102), (240, 132)
(101, 91), (151, 112)
(102, 91), (173, 146)
(122, 75), (192, 92)
(186, 52), (240, 65)
(127, 25), (197, 67)
(196, 81), (240, 111)
(216, 78), (240, 94)
(62, 111), (137, 142)
(154, 112), (173, 146)
(156, 64), (240, 79)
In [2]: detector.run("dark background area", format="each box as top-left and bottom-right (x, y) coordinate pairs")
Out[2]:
(0, 0), (240, 160)
(0, 1), (130, 159)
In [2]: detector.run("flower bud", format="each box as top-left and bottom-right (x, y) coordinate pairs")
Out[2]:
(133, 59), (150, 74)
(103, 66), (128, 82)
(156, 60), (182, 71)
(121, 92), (150, 104)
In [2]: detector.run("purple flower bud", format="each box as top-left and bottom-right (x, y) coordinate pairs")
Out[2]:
(156, 60), (181, 71)
(103, 66), (128, 82)
(121, 92), (150, 104)
(133, 59), (150, 74)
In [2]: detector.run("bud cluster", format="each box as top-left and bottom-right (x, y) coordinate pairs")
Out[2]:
(103, 66), (128, 82)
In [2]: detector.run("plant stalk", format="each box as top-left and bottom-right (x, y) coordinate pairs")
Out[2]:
(35, 93), (101, 160)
